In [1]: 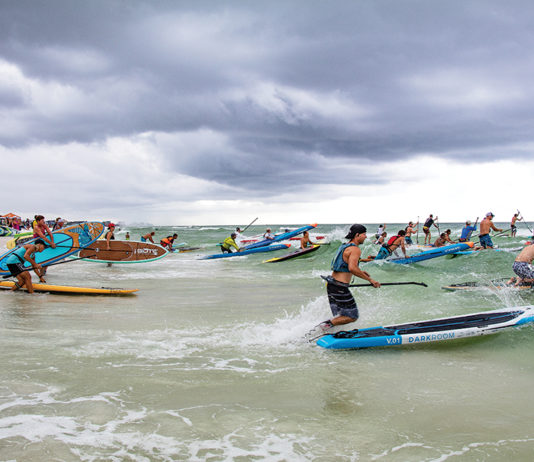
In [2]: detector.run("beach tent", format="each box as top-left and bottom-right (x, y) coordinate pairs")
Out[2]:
(1, 213), (21, 219)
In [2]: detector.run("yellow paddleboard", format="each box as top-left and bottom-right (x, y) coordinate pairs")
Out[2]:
(0, 280), (138, 295)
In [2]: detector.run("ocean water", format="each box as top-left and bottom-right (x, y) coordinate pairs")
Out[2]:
(1, 223), (533, 461)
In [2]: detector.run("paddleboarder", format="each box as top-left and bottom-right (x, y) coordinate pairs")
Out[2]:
(5, 239), (47, 293)
(318, 224), (380, 332)
(141, 231), (155, 243)
(459, 220), (477, 242)
(220, 233), (241, 253)
(160, 233), (178, 251)
(511, 213), (522, 237)
(105, 223), (116, 250)
(479, 213), (503, 249)
(511, 242), (534, 285)
(422, 214), (438, 245)
(300, 231), (316, 249)
(405, 221), (418, 245)
(32, 215), (56, 248)
(263, 229), (275, 240)
(374, 230), (408, 260)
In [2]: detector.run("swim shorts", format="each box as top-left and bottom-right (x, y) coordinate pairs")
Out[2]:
(479, 234), (493, 248)
(513, 261), (534, 280)
(405, 237), (413, 245)
(374, 246), (391, 260)
(140, 236), (146, 242)
(7, 263), (25, 277)
(325, 277), (359, 320)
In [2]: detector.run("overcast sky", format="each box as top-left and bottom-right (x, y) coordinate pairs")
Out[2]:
(1, 0), (533, 225)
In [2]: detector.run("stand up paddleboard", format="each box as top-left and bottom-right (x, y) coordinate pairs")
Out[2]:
(0, 226), (13, 237)
(77, 240), (168, 263)
(0, 222), (104, 275)
(442, 278), (534, 292)
(263, 244), (321, 263)
(315, 306), (534, 350)
(386, 242), (474, 264)
(6, 231), (34, 249)
(0, 280), (138, 295)
(201, 243), (290, 260)
(242, 224), (317, 250)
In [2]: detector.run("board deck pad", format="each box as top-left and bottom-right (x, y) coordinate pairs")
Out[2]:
(78, 240), (167, 263)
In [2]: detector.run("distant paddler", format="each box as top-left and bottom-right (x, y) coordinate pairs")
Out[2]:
(479, 212), (503, 249)
(404, 221), (418, 245)
(141, 231), (155, 243)
(5, 239), (47, 292)
(220, 233), (241, 254)
(33, 215), (56, 248)
(510, 213), (522, 237)
(318, 224), (380, 332)
(509, 242), (534, 286)
(422, 214), (439, 245)
(263, 228), (275, 240)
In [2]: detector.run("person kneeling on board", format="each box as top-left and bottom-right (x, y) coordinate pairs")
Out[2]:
(318, 224), (380, 332)
(160, 233), (178, 251)
(510, 242), (534, 286)
(220, 233), (241, 254)
(374, 230), (408, 260)
(141, 231), (155, 243)
(300, 231), (316, 249)
(5, 239), (47, 293)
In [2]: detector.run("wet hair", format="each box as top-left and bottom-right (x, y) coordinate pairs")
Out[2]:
(398, 230), (406, 236)
(35, 215), (44, 221)
(34, 239), (46, 246)
(231, 233), (237, 238)
(172, 234), (178, 237)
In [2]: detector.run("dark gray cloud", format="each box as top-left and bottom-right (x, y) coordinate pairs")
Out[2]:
(1, 0), (534, 197)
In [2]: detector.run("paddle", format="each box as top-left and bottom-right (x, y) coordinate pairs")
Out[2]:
(348, 281), (428, 288)
(518, 209), (534, 234)
(2, 254), (97, 279)
(241, 217), (259, 233)
(416, 216), (420, 244)
(466, 217), (479, 240)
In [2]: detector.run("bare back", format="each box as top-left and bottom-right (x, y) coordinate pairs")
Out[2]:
(516, 245), (534, 263)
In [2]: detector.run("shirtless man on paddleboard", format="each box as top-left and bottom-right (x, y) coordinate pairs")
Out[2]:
(511, 243), (534, 285)
(479, 213), (503, 249)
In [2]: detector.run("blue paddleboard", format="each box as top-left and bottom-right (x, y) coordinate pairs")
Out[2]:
(388, 242), (473, 264)
(316, 305), (534, 350)
(242, 224), (317, 250)
(0, 222), (105, 274)
(201, 243), (290, 260)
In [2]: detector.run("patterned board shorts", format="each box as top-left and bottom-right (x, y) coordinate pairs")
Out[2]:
(326, 277), (359, 320)
(513, 261), (534, 279)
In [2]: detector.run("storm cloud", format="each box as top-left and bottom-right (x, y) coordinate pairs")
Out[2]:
(1, 0), (533, 223)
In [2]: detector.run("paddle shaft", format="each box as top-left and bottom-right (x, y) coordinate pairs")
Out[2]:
(241, 217), (259, 233)
(348, 281), (428, 288)
(2, 254), (97, 279)
(518, 210), (534, 234)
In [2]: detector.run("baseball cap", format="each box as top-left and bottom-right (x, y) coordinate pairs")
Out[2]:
(345, 224), (367, 239)
(486, 212), (494, 217)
